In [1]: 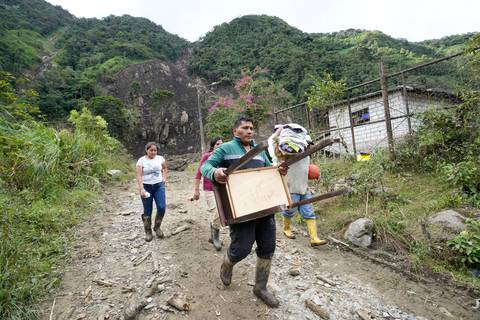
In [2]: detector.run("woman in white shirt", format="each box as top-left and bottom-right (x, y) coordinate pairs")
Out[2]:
(135, 142), (168, 242)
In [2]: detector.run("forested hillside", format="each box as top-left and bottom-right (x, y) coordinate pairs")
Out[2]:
(1, 0), (189, 120)
(188, 15), (476, 97)
(1, 2), (476, 121)
(0, 0), (72, 72)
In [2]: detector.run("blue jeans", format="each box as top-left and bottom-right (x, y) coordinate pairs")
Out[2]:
(282, 192), (316, 219)
(141, 182), (166, 217)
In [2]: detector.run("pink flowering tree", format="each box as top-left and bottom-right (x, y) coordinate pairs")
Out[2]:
(205, 66), (293, 139)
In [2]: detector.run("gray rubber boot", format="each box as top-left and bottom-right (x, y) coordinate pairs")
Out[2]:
(211, 223), (222, 251)
(253, 258), (279, 308)
(141, 214), (153, 242)
(153, 213), (164, 238)
(220, 254), (236, 286)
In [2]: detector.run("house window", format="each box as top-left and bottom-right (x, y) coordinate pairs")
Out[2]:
(351, 108), (370, 125)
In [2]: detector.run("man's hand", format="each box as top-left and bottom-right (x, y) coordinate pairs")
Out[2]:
(278, 165), (288, 176)
(214, 167), (228, 184)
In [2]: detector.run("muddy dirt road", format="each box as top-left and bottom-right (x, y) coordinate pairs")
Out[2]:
(42, 170), (478, 320)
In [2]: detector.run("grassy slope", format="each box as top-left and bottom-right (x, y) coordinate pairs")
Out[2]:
(301, 157), (480, 289)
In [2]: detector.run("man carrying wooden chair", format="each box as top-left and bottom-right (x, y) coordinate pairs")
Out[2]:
(201, 116), (288, 308)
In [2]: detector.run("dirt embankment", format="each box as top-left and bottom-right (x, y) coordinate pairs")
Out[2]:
(42, 170), (478, 320)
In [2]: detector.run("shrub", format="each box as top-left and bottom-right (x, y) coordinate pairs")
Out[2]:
(205, 67), (293, 138)
(448, 219), (480, 266)
(305, 72), (346, 111)
(84, 96), (136, 140)
(205, 106), (240, 140)
(394, 92), (480, 201)
(350, 151), (386, 200)
(0, 86), (130, 318)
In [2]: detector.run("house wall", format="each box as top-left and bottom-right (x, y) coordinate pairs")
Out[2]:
(325, 91), (454, 154)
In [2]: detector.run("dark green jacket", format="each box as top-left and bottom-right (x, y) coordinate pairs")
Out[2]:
(201, 137), (272, 181)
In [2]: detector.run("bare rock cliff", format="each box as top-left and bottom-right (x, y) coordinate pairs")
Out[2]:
(102, 59), (200, 157)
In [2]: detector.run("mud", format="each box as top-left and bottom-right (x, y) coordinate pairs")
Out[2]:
(42, 170), (478, 320)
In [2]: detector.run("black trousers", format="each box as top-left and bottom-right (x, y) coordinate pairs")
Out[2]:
(227, 215), (276, 262)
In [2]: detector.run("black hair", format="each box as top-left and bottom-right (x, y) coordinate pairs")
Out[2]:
(233, 116), (253, 129)
(209, 136), (223, 152)
(144, 141), (159, 154)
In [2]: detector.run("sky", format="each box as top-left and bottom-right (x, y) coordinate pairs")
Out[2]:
(45, 0), (479, 42)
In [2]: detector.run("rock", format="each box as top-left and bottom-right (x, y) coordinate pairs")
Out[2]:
(167, 203), (178, 210)
(167, 159), (189, 171)
(428, 210), (466, 233)
(372, 186), (392, 196)
(107, 169), (122, 177)
(288, 268), (301, 276)
(144, 303), (155, 310)
(426, 210), (466, 241)
(343, 218), (374, 248)
(438, 306), (455, 318)
(333, 182), (350, 192)
(350, 173), (360, 180)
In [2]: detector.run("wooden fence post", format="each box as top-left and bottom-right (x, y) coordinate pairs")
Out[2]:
(401, 73), (412, 134)
(379, 62), (395, 159)
(347, 95), (357, 156)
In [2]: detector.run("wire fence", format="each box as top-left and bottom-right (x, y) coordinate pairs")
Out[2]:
(273, 47), (479, 159)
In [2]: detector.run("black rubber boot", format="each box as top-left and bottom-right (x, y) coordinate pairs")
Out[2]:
(211, 224), (222, 251)
(253, 258), (279, 308)
(141, 214), (153, 242)
(220, 254), (236, 286)
(153, 213), (164, 238)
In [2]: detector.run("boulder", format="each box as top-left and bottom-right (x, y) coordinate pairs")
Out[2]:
(344, 218), (374, 248)
(107, 169), (122, 177)
(426, 210), (466, 241)
(167, 159), (188, 171)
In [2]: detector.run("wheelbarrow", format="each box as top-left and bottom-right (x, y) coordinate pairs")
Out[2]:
(212, 138), (350, 226)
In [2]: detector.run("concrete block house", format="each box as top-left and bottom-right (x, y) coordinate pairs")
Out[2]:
(311, 86), (459, 155)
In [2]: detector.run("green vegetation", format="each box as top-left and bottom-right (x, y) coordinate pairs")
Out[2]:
(309, 154), (480, 289)
(0, 29), (46, 73)
(205, 67), (293, 139)
(449, 219), (480, 265)
(1, 1), (189, 126)
(394, 92), (480, 203)
(151, 89), (175, 103)
(54, 15), (188, 71)
(306, 44), (480, 285)
(1, 2), (476, 131)
(189, 15), (477, 98)
(0, 0), (73, 35)
(85, 95), (138, 141)
(305, 73), (346, 111)
(0, 74), (131, 319)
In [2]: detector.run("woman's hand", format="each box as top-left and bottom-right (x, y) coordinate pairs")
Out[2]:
(192, 189), (200, 201)
(140, 188), (146, 197)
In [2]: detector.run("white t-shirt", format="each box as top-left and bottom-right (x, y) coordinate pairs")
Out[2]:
(136, 155), (166, 184)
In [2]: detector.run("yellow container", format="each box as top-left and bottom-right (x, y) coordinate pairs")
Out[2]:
(356, 153), (371, 162)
